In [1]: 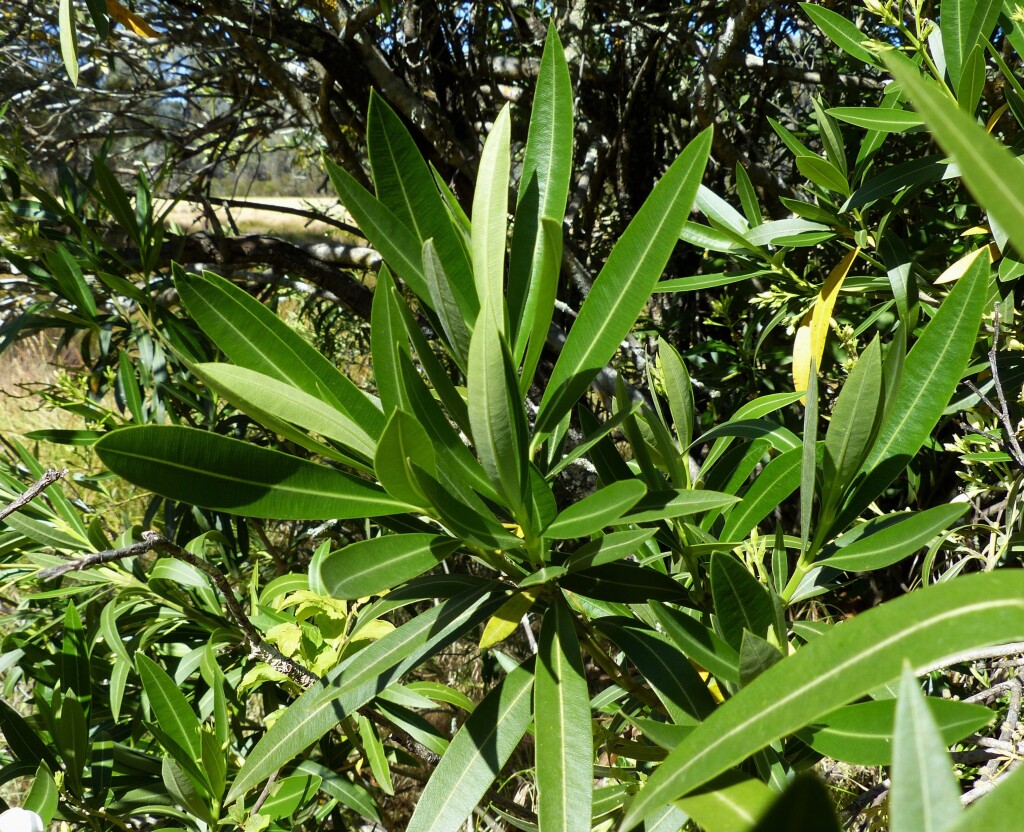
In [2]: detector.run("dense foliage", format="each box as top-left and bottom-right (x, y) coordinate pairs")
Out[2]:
(3, 2), (1024, 831)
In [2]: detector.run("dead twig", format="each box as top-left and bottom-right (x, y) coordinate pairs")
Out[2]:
(0, 468), (67, 523)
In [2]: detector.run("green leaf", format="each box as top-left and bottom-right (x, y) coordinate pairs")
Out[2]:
(535, 128), (712, 439)
(423, 238), (472, 364)
(46, 244), (97, 319)
(650, 601), (741, 685)
(738, 631), (784, 687)
(800, 3), (880, 66)
(720, 447), (803, 541)
(957, 45), (986, 112)
(798, 697), (995, 765)
(622, 489), (738, 523)
(23, 762), (58, 825)
(796, 156), (850, 197)
(660, 339), (696, 455)
(818, 503), (969, 572)
(564, 529), (657, 572)
(883, 50), (1024, 255)
(827, 106), (924, 132)
(822, 337), (883, 515)
(536, 597), (592, 832)
(117, 350), (144, 422)
(748, 773), (841, 832)
(843, 250), (987, 520)
(407, 662), (534, 832)
(374, 408), (436, 507)
(0, 702), (56, 769)
(196, 363), (376, 460)
(472, 104), (511, 324)
(259, 773), (323, 819)
(468, 309), (529, 514)
(60, 601), (91, 711)
(96, 426), (409, 520)
(367, 91), (476, 319)
(618, 571), (1024, 830)
(560, 563), (687, 604)
(545, 480), (647, 539)
(509, 25), (573, 360)
(890, 667), (963, 832)
(519, 217), (563, 394)
(941, 0), (1000, 89)
(357, 716), (395, 797)
(371, 266), (411, 413)
(676, 770), (774, 832)
(136, 654), (202, 764)
(316, 534), (460, 600)
(710, 553), (775, 651)
(175, 269), (383, 437)
(227, 587), (504, 804)
(58, 0), (79, 85)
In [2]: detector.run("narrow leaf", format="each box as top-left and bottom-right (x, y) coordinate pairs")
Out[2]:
(316, 534), (460, 600)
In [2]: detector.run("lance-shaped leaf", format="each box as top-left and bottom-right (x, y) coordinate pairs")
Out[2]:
(324, 156), (430, 300)
(545, 480), (647, 539)
(227, 587), (505, 804)
(890, 667), (963, 832)
(196, 363), (376, 461)
(423, 238), (472, 364)
(827, 107), (924, 132)
(367, 91), (476, 319)
(720, 447), (803, 542)
(618, 571), (1024, 830)
(651, 601), (741, 685)
(136, 655), (202, 764)
(175, 269), (384, 437)
(316, 534), (460, 600)
(749, 774), (841, 832)
(710, 553), (776, 651)
(374, 408), (436, 508)
(883, 49), (1024, 255)
(509, 25), (573, 360)
(519, 217), (562, 394)
(372, 267), (412, 414)
(535, 128), (712, 439)
(622, 489), (738, 524)
(565, 528), (656, 572)
(940, 0), (1000, 89)
(407, 662), (534, 832)
(798, 696), (994, 765)
(841, 250), (988, 523)
(472, 104), (511, 326)
(536, 596), (592, 832)
(96, 426), (409, 520)
(468, 310), (530, 516)
(800, 2), (880, 66)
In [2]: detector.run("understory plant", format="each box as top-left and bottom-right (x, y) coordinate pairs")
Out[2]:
(5, 4), (1024, 831)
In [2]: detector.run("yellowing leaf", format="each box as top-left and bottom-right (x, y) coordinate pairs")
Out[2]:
(793, 247), (860, 398)
(986, 103), (1008, 133)
(479, 589), (539, 649)
(935, 244), (998, 285)
(105, 0), (158, 37)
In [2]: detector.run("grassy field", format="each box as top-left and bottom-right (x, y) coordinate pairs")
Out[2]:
(158, 196), (355, 241)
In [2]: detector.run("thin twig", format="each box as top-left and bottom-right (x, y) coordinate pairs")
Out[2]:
(0, 468), (67, 523)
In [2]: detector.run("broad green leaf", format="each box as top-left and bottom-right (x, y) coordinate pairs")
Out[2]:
(137, 655), (202, 764)
(818, 503), (969, 572)
(650, 602), (741, 685)
(472, 104), (511, 325)
(564, 529), (657, 572)
(535, 128), (712, 439)
(748, 774), (841, 832)
(374, 408), (436, 507)
(890, 667), (962, 832)
(367, 91), (476, 319)
(883, 50), (1024, 255)
(843, 250), (987, 521)
(479, 590), (539, 650)
(560, 563), (687, 604)
(660, 339), (696, 454)
(371, 267), (411, 413)
(719, 447), (803, 542)
(796, 156), (850, 196)
(622, 489), (738, 523)
(96, 426), (409, 520)
(676, 771), (774, 832)
(423, 238), (472, 364)
(545, 480), (647, 539)
(23, 762), (58, 825)
(596, 618), (715, 723)
(536, 597), (592, 832)
(822, 337), (883, 515)
(58, 0), (79, 85)
(800, 3), (880, 66)
(227, 587), (504, 804)
(798, 696), (994, 765)
(941, 0), (1000, 89)
(827, 106), (924, 132)
(509, 25), (572, 359)
(618, 571), (1024, 830)
(316, 534), (460, 600)
(196, 363), (376, 460)
(468, 310), (529, 515)
(407, 663), (534, 832)
(324, 156), (430, 299)
(175, 269), (383, 437)
(710, 553), (775, 651)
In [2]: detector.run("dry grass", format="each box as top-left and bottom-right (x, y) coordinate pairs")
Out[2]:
(157, 196), (357, 242)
